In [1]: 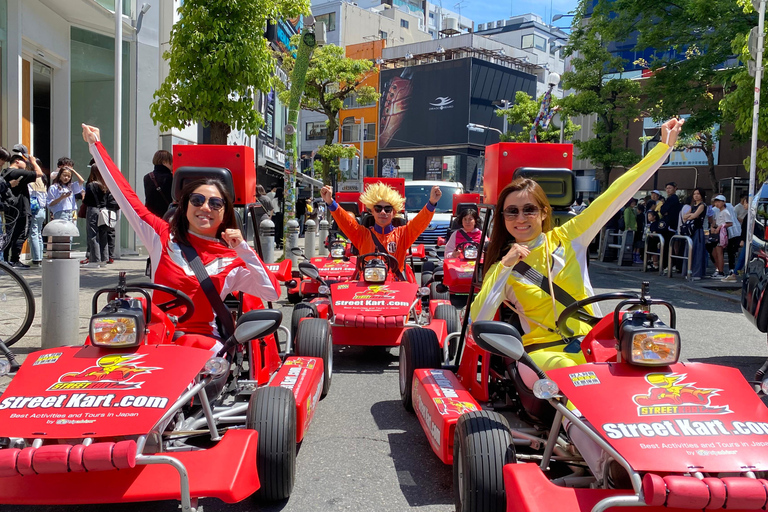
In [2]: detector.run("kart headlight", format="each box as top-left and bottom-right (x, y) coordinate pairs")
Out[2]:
(761, 378), (768, 395)
(463, 245), (478, 260)
(418, 286), (430, 296)
(623, 330), (680, 366)
(0, 359), (10, 377)
(364, 266), (387, 283)
(533, 379), (560, 399)
(318, 285), (331, 295)
(202, 357), (229, 378)
(90, 313), (144, 347)
(330, 245), (345, 259)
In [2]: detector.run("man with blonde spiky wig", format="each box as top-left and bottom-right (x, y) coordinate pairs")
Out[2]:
(321, 182), (441, 272)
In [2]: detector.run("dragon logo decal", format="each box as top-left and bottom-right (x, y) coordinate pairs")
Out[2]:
(632, 373), (731, 416)
(48, 354), (161, 391)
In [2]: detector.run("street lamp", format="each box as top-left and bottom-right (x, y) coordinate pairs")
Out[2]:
(467, 123), (503, 136)
(551, 13), (575, 22)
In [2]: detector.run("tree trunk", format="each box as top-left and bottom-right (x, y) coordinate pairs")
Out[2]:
(322, 114), (339, 185)
(600, 164), (612, 193)
(707, 148), (718, 194)
(210, 121), (231, 145)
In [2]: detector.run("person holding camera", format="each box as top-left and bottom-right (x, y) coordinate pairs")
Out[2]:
(1, 145), (43, 268)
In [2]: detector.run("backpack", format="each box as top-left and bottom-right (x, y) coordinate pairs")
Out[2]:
(30, 195), (40, 215)
(617, 208), (626, 231)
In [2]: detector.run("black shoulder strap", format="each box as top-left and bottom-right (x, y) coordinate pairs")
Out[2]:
(178, 242), (236, 339)
(458, 229), (474, 244)
(368, 228), (407, 281)
(512, 260), (578, 309)
(149, 172), (172, 204)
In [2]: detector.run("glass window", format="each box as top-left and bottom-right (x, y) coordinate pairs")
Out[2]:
(429, 12), (434, 18)
(443, 155), (458, 181)
(364, 123), (375, 141)
(397, 157), (414, 181)
(364, 158), (375, 177)
(315, 13), (336, 32)
(342, 92), (376, 109)
(522, 34), (547, 51)
(95, 0), (132, 15)
(401, 19), (409, 28)
(341, 124), (358, 143)
(380, 30), (388, 40)
(306, 121), (328, 140)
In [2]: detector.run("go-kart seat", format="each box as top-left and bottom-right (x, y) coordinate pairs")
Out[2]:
(446, 202), (480, 238)
(161, 167), (244, 231)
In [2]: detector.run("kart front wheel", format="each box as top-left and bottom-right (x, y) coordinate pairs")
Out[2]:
(294, 318), (333, 398)
(399, 328), (441, 412)
(430, 282), (449, 301)
(454, 411), (516, 512)
(247, 386), (297, 501)
(290, 302), (316, 344)
(433, 304), (461, 360)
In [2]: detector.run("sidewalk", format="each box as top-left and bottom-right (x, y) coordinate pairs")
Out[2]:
(589, 258), (742, 304)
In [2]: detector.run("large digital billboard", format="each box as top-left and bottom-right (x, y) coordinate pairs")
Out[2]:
(379, 59), (472, 150)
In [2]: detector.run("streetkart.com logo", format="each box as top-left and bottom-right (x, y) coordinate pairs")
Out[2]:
(46, 354), (161, 391)
(632, 373), (732, 416)
(353, 285), (397, 300)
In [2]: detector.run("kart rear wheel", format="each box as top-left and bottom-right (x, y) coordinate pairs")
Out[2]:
(430, 281), (449, 301)
(294, 318), (333, 398)
(399, 328), (441, 412)
(247, 386), (297, 501)
(454, 411), (516, 512)
(290, 303), (316, 343)
(433, 304), (460, 360)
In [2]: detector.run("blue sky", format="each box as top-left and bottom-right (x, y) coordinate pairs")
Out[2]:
(457, 0), (579, 28)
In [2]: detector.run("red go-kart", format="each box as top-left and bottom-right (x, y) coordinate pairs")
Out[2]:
(0, 272), (331, 510)
(286, 238), (358, 307)
(401, 282), (768, 512)
(292, 248), (463, 365)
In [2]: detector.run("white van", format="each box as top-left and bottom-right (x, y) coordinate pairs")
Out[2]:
(404, 181), (465, 248)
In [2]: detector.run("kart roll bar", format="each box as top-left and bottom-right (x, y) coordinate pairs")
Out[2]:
(453, 203), (495, 365)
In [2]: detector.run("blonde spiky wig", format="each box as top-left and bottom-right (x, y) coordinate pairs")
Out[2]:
(359, 182), (405, 213)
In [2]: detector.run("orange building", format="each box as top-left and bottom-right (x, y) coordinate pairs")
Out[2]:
(337, 40), (384, 182)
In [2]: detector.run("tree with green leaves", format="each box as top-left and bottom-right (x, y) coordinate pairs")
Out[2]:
(150, 0), (309, 144)
(560, 0), (642, 191)
(277, 42), (379, 183)
(609, 0), (754, 192)
(720, 0), (768, 181)
(496, 91), (579, 143)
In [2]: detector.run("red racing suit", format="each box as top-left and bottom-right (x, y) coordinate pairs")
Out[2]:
(89, 142), (279, 349)
(328, 200), (435, 271)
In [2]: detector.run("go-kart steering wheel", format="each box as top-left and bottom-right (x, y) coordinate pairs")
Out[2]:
(555, 292), (640, 338)
(356, 252), (401, 280)
(129, 282), (195, 324)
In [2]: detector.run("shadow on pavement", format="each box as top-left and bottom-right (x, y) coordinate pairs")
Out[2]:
(687, 355), (768, 381)
(370, 399), (453, 507)
(331, 345), (399, 375)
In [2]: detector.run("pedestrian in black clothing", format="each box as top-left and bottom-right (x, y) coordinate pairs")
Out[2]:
(82, 164), (110, 268)
(142, 150), (174, 218)
(2, 150), (44, 268)
(660, 182), (682, 272)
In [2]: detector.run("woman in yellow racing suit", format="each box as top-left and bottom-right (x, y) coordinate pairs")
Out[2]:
(470, 118), (683, 374)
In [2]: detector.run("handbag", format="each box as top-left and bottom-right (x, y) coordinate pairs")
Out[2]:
(679, 219), (695, 237)
(707, 231), (720, 245)
(77, 202), (87, 219)
(97, 208), (117, 228)
(719, 226), (729, 248)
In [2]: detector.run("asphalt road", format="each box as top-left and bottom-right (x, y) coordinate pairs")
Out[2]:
(5, 262), (767, 512)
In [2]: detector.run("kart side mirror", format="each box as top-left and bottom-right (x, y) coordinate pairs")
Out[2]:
(471, 321), (525, 360)
(427, 248), (438, 258)
(436, 237), (446, 247)
(218, 309), (283, 357)
(299, 261), (321, 282)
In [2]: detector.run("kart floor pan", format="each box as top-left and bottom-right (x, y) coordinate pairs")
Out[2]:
(0, 429), (259, 505)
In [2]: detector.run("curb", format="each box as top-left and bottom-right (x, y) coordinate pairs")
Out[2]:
(590, 260), (741, 304)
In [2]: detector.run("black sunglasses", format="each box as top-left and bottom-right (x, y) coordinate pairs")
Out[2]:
(502, 204), (541, 219)
(373, 205), (394, 213)
(189, 193), (225, 211)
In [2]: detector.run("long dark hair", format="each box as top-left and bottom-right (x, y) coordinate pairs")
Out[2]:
(53, 166), (75, 188)
(457, 208), (483, 232)
(484, 178), (551, 275)
(87, 164), (108, 192)
(170, 178), (236, 245)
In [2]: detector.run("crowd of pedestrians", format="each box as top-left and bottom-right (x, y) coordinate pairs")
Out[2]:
(591, 183), (748, 281)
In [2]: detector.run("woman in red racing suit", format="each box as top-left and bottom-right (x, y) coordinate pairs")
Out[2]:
(83, 124), (279, 351)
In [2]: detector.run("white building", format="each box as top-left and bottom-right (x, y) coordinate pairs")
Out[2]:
(475, 13), (567, 97)
(424, 2), (474, 39)
(302, 0), (432, 163)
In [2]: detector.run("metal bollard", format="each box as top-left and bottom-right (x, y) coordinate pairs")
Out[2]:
(259, 219), (275, 263)
(286, 219), (300, 268)
(304, 219), (316, 258)
(318, 219), (329, 256)
(41, 220), (80, 348)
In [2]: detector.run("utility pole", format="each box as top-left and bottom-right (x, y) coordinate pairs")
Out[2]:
(746, 0), (765, 266)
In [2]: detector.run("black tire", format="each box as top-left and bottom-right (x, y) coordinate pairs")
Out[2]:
(287, 287), (302, 304)
(0, 261), (35, 347)
(294, 318), (333, 398)
(421, 271), (433, 287)
(454, 411), (516, 512)
(434, 304), (461, 360)
(247, 386), (297, 501)
(430, 281), (450, 301)
(290, 303), (316, 344)
(399, 328), (441, 411)
(421, 261), (436, 287)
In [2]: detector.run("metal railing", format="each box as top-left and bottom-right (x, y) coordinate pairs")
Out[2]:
(643, 233), (665, 276)
(667, 234), (693, 281)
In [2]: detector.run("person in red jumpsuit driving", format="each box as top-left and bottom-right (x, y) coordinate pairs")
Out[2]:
(82, 124), (279, 352)
(320, 182), (441, 272)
